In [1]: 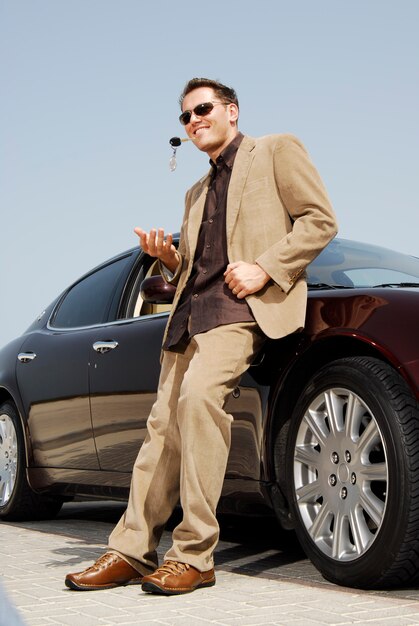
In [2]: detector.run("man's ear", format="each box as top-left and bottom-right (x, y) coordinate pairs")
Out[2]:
(227, 103), (239, 125)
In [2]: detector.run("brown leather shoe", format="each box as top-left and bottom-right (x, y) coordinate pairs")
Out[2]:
(141, 560), (215, 595)
(65, 552), (143, 591)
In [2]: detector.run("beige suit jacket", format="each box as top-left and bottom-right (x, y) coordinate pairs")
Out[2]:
(162, 133), (338, 344)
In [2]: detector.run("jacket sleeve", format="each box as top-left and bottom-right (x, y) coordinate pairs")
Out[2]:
(256, 134), (338, 294)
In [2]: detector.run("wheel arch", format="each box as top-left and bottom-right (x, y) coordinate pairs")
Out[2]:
(0, 387), (33, 466)
(265, 333), (410, 527)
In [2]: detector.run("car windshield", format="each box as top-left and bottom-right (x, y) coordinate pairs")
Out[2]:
(307, 238), (419, 289)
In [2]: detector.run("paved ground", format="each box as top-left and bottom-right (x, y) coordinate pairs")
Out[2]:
(2, 501), (419, 626)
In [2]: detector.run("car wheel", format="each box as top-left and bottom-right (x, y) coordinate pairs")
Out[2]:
(0, 402), (63, 520)
(285, 356), (419, 588)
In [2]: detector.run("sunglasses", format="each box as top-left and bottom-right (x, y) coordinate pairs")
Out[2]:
(179, 101), (227, 126)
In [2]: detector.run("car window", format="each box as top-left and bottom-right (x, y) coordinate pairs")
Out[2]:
(345, 267), (419, 287)
(51, 255), (132, 328)
(308, 239), (419, 288)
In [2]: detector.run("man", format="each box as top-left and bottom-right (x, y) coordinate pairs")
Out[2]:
(65, 78), (337, 595)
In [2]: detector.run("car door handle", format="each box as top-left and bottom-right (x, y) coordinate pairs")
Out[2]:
(17, 352), (37, 363)
(93, 341), (119, 354)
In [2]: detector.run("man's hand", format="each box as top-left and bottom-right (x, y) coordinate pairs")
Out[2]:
(134, 227), (179, 274)
(224, 262), (270, 299)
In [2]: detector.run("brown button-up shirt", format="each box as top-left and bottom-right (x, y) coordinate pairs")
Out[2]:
(164, 132), (254, 350)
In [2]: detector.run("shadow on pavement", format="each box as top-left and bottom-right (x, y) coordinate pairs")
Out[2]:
(4, 501), (419, 600)
(4, 500), (311, 579)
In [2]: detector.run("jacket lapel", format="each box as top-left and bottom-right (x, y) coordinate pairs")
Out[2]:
(186, 173), (210, 262)
(226, 135), (256, 243)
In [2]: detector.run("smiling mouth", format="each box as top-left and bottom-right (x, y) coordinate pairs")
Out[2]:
(194, 126), (210, 136)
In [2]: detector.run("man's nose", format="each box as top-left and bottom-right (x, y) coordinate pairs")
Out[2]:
(190, 110), (202, 123)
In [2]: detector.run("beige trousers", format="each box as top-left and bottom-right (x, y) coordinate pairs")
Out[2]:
(108, 321), (265, 574)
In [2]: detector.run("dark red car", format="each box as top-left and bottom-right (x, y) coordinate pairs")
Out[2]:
(1, 237), (419, 589)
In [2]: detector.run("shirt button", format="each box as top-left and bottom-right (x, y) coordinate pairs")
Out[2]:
(202, 269), (207, 274)
(209, 218), (214, 224)
(206, 243), (211, 248)
(193, 293), (199, 299)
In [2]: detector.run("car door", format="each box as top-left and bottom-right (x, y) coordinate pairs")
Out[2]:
(16, 328), (98, 470)
(16, 251), (138, 472)
(88, 253), (170, 476)
(88, 314), (168, 475)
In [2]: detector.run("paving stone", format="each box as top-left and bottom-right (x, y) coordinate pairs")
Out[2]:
(3, 502), (419, 626)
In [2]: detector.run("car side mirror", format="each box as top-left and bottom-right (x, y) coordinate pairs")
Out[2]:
(140, 276), (176, 304)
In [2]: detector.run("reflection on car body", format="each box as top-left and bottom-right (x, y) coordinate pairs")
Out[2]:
(1, 237), (419, 589)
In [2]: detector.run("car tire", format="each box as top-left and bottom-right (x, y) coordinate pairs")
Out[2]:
(0, 401), (63, 520)
(285, 356), (419, 589)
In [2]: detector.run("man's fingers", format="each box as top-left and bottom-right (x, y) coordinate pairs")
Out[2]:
(134, 227), (176, 261)
(229, 282), (247, 299)
(155, 229), (163, 253)
(134, 227), (146, 242)
(134, 228), (150, 251)
(146, 228), (157, 253)
(224, 262), (241, 276)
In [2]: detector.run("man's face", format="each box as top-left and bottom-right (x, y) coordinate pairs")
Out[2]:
(181, 87), (239, 160)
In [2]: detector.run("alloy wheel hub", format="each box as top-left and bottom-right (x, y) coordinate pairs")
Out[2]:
(0, 414), (18, 506)
(293, 387), (388, 561)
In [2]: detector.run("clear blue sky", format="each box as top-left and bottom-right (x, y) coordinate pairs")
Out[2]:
(1, 0), (418, 347)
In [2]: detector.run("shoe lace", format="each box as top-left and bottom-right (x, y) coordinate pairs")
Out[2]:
(155, 561), (191, 576)
(87, 553), (117, 573)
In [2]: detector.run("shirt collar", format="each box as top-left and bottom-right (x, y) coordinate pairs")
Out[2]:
(209, 132), (244, 171)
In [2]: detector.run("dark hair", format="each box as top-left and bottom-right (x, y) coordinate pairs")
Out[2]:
(179, 78), (239, 110)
